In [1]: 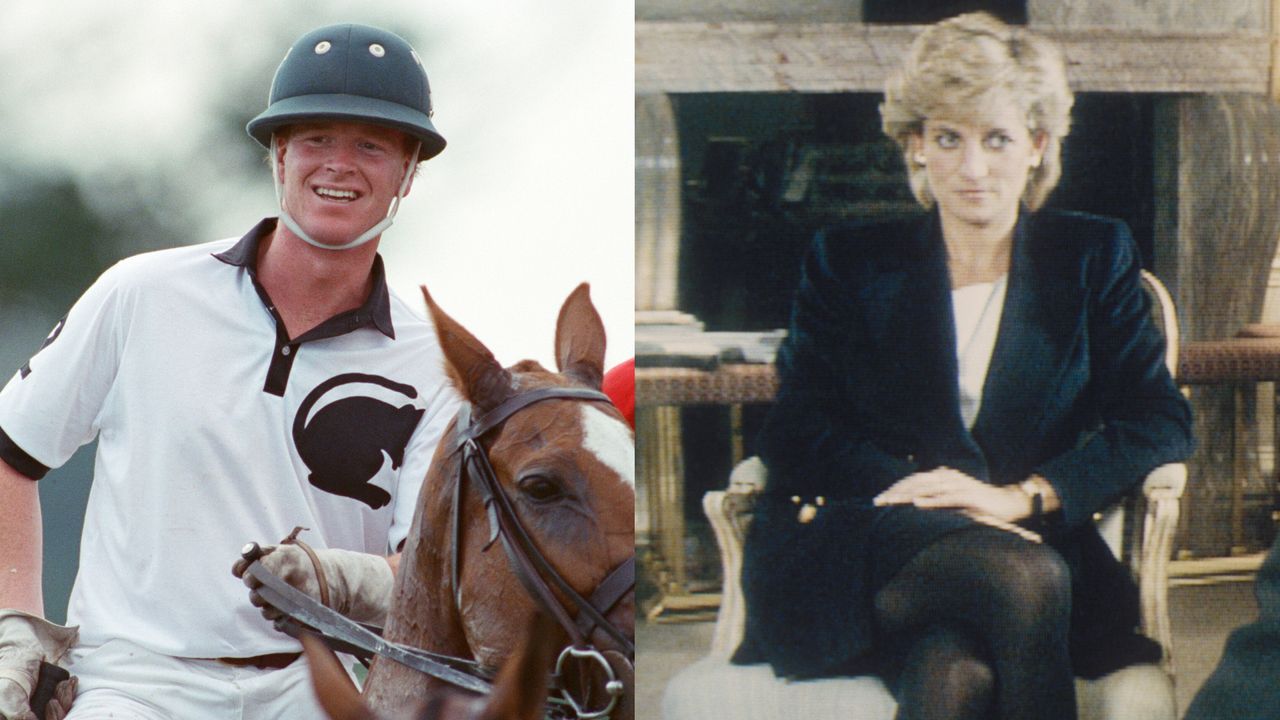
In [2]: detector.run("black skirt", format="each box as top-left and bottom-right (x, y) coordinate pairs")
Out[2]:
(733, 496), (1161, 680)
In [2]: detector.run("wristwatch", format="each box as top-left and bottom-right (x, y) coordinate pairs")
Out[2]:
(1017, 478), (1044, 523)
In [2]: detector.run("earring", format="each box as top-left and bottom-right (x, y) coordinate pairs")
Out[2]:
(1030, 157), (1042, 169)
(914, 154), (927, 166)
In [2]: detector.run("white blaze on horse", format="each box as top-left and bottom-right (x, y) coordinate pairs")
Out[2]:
(343, 283), (635, 719)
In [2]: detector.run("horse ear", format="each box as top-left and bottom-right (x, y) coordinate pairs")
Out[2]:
(423, 285), (514, 413)
(554, 283), (606, 390)
(300, 633), (377, 720)
(477, 613), (557, 720)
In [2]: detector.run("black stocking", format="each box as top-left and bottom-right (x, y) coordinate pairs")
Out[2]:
(887, 624), (995, 720)
(874, 526), (1076, 720)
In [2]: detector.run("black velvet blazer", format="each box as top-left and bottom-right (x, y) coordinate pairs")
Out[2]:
(735, 209), (1195, 679)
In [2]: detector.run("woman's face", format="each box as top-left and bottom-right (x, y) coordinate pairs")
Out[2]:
(911, 97), (1047, 233)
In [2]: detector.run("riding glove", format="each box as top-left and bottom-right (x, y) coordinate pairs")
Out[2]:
(0, 611), (77, 720)
(234, 545), (394, 626)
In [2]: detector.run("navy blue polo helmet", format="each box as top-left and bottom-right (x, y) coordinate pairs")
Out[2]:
(247, 23), (446, 161)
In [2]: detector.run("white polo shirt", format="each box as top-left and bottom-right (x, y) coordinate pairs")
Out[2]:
(0, 218), (460, 658)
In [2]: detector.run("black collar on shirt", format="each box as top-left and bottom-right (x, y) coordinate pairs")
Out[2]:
(212, 217), (396, 341)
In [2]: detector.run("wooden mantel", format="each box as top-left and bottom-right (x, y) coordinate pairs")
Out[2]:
(635, 22), (1271, 95)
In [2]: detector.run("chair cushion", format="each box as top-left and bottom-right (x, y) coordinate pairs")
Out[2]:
(662, 658), (1174, 720)
(662, 658), (897, 720)
(1075, 663), (1175, 720)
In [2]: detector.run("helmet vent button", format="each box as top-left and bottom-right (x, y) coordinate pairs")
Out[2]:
(314, 41), (332, 55)
(369, 43), (386, 58)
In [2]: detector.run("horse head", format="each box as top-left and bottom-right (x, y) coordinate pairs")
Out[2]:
(364, 283), (634, 719)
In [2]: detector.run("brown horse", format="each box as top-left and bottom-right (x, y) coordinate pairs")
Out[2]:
(358, 283), (635, 718)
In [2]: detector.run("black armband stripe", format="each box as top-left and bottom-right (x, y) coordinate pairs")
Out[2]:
(0, 427), (49, 480)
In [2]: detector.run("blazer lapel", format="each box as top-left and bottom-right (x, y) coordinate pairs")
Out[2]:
(872, 215), (989, 477)
(879, 216), (959, 419)
(972, 211), (1086, 481)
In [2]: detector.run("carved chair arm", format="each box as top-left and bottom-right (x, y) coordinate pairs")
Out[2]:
(705, 457), (765, 658)
(1136, 463), (1186, 674)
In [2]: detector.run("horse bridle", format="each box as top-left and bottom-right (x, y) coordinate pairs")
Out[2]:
(447, 385), (635, 715)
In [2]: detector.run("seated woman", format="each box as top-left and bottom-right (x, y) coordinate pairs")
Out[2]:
(732, 12), (1194, 720)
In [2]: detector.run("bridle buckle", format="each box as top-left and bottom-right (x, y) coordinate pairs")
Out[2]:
(554, 646), (624, 719)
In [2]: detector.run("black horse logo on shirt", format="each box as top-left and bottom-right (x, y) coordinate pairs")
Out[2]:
(293, 373), (424, 509)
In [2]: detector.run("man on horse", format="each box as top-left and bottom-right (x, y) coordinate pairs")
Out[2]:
(0, 23), (460, 719)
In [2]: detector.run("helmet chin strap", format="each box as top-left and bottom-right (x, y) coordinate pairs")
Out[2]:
(270, 135), (420, 252)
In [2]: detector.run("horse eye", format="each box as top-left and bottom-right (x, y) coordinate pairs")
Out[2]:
(518, 474), (563, 502)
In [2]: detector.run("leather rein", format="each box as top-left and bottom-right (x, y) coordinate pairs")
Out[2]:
(447, 385), (636, 660)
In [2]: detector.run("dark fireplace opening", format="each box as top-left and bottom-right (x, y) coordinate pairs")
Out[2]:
(863, 0), (1028, 25)
(675, 91), (1158, 333)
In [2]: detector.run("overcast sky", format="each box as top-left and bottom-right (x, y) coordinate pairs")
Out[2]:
(1, 1), (634, 370)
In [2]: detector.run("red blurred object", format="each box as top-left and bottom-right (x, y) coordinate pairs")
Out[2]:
(602, 358), (635, 429)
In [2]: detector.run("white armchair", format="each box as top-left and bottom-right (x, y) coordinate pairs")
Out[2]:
(663, 271), (1188, 720)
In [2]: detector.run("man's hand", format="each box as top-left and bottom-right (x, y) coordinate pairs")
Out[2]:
(0, 612), (77, 720)
(232, 545), (394, 626)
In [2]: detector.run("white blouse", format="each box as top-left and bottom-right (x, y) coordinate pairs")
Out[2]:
(953, 275), (1008, 429)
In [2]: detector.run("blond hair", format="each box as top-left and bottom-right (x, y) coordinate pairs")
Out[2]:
(880, 13), (1074, 211)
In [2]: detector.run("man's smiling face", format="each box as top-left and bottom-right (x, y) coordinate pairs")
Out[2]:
(276, 121), (416, 247)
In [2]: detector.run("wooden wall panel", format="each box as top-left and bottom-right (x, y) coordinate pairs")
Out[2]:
(1158, 95), (1280, 556)
(636, 22), (1271, 95)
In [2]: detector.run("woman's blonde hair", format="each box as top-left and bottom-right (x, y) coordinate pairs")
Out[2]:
(880, 12), (1074, 211)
